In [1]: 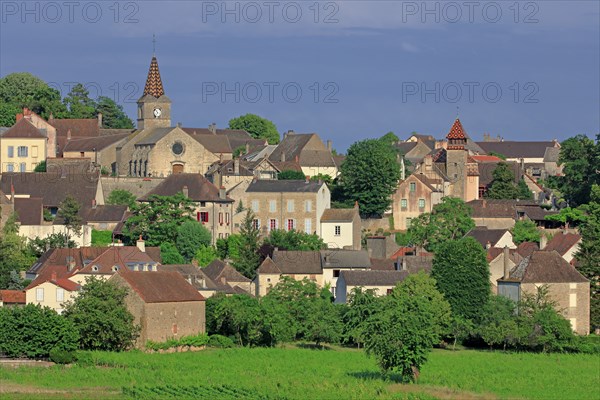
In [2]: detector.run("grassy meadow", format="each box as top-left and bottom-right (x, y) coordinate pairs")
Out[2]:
(0, 347), (598, 399)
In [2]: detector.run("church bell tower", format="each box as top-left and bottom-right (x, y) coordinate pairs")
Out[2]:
(137, 55), (171, 130)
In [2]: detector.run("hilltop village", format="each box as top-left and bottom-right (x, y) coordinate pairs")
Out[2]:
(0, 56), (597, 364)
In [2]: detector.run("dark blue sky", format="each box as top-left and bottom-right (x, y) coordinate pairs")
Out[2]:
(1, 1), (598, 151)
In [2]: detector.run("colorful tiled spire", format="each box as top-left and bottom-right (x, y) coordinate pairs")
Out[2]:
(447, 118), (467, 150)
(143, 56), (165, 98)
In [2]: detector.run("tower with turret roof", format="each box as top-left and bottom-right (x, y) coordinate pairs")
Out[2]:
(446, 118), (469, 200)
(137, 56), (171, 130)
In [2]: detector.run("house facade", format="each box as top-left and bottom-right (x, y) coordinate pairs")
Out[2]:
(25, 271), (79, 314)
(268, 132), (338, 178)
(255, 250), (323, 297)
(335, 270), (408, 303)
(0, 118), (47, 173)
(393, 173), (444, 231)
(319, 204), (361, 250)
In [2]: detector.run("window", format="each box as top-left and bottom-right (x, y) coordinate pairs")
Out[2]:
(269, 219), (277, 231)
(19, 163), (26, 172)
(199, 212), (209, 223)
(253, 219), (260, 230)
(305, 200), (312, 212)
(17, 146), (28, 157)
(7, 146), (14, 158)
(269, 200), (277, 212)
(418, 199), (425, 208)
(334, 225), (341, 236)
(56, 288), (64, 302)
(333, 270), (340, 278)
(304, 218), (312, 234)
(287, 200), (294, 212)
(386, 289), (393, 295)
(570, 293), (577, 307)
(36, 288), (44, 301)
(406, 217), (412, 227)
(219, 212), (223, 224)
(225, 212), (230, 224)
(409, 182), (416, 192)
(251, 200), (259, 212)
(32, 146), (38, 158)
(287, 219), (295, 231)
(401, 199), (408, 208)
(6, 163), (14, 172)
(80, 152), (85, 158)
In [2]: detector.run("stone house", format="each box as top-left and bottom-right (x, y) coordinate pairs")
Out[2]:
(159, 264), (245, 298)
(202, 259), (253, 295)
(110, 270), (206, 345)
(497, 251), (590, 335)
(255, 250), (323, 297)
(242, 179), (331, 237)
(62, 133), (130, 175)
(542, 232), (581, 264)
(14, 108), (57, 158)
(392, 173), (444, 231)
(140, 173), (234, 244)
(335, 270), (409, 303)
(0, 117), (47, 173)
(206, 157), (279, 191)
(487, 246), (523, 293)
(320, 249), (371, 298)
(466, 227), (516, 249)
(0, 290), (25, 307)
(268, 132), (338, 178)
(319, 204), (361, 250)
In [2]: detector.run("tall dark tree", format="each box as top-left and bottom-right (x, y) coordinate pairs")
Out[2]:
(340, 139), (401, 217)
(58, 195), (82, 237)
(557, 135), (600, 206)
(228, 113), (280, 144)
(233, 209), (261, 279)
(486, 162), (520, 199)
(176, 221), (212, 262)
(62, 83), (96, 119)
(432, 237), (490, 321)
(96, 96), (134, 129)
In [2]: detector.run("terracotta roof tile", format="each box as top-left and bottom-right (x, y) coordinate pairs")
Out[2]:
(447, 118), (467, 140)
(544, 232), (581, 256)
(50, 118), (99, 138)
(2, 118), (45, 138)
(503, 251), (588, 283)
(143, 56), (165, 98)
(116, 271), (204, 303)
(14, 197), (43, 225)
(320, 207), (358, 222)
(271, 250), (322, 274)
(204, 259), (251, 283)
(141, 173), (232, 202)
(0, 290), (25, 304)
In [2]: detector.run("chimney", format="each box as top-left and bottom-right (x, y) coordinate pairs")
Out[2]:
(503, 245), (510, 280)
(177, 122), (182, 127)
(16, 113), (23, 122)
(51, 271), (57, 281)
(209, 123), (216, 134)
(49, 113), (54, 123)
(245, 143), (250, 155)
(305, 176), (310, 183)
(182, 186), (189, 198)
(219, 153), (223, 162)
(219, 186), (226, 200)
(540, 234), (548, 250)
(234, 158), (240, 175)
(482, 199), (487, 208)
(67, 257), (76, 272)
(327, 140), (332, 152)
(97, 112), (103, 128)
(67, 129), (71, 140)
(402, 257), (407, 271)
(354, 201), (359, 209)
(92, 199), (97, 209)
(191, 259), (199, 267)
(137, 235), (146, 253)
(486, 240), (491, 249)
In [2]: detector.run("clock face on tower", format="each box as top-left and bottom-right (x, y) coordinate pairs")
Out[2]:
(153, 108), (162, 118)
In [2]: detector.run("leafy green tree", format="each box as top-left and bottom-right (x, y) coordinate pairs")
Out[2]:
(342, 288), (382, 347)
(0, 304), (79, 358)
(63, 276), (139, 351)
(228, 113), (280, 144)
(305, 298), (343, 347)
(232, 210), (261, 279)
(62, 83), (96, 119)
(96, 96), (134, 128)
(432, 238), (490, 321)
(58, 195), (82, 237)
(448, 316), (475, 350)
(27, 232), (76, 258)
(486, 162), (520, 199)
(518, 179), (533, 200)
(216, 234), (242, 260)
(160, 242), (185, 264)
(91, 230), (113, 247)
(310, 173), (333, 185)
(379, 131), (399, 145)
(575, 184), (600, 331)
(511, 220), (541, 244)
(263, 229), (325, 250)
(123, 193), (196, 246)
(0, 218), (37, 289)
(0, 102), (21, 126)
(545, 207), (588, 228)
(408, 197), (475, 252)
(556, 135), (600, 207)
(7, 270), (25, 290)
(340, 139), (401, 217)
(364, 273), (451, 381)
(33, 160), (46, 172)
(260, 296), (297, 346)
(488, 151), (507, 160)
(278, 170), (306, 180)
(176, 221), (212, 262)
(107, 189), (137, 208)
(0, 73), (66, 119)
(208, 294), (263, 346)
(195, 245), (218, 266)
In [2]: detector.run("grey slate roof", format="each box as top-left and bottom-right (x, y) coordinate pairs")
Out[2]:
(466, 227), (511, 248)
(320, 249), (371, 269)
(204, 259), (251, 283)
(246, 180), (323, 193)
(320, 208), (358, 222)
(476, 141), (557, 159)
(63, 133), (129, 152)
(340, 270), (408, 286)
(134, 127), (175, 145)
(271, 250), (322, 274)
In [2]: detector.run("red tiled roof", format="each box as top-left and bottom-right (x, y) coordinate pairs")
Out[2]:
(471, 155), (503, 162)
(14, 197), (43, 225)
(447, 118), (467, 140)
(544, 232), (581, 256)
(78, 246), (157, 275)
(516, 241), (540, 258)
(52, 278), (80, 291)
(50, 118), (99, 137)
(0, 290), (25, 304)
(116, 271), (204, 303)
(143, 56), (165, 98)
(2, 118), (45, 138)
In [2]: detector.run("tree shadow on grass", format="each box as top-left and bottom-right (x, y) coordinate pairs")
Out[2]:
(294, 343), (334, 351)
(348, 370), (406, 384)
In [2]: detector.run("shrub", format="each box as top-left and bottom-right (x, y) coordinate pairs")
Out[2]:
(49, 347), (77, 364)
(146, 334), (209, 351)
(208, 334), (235, 348)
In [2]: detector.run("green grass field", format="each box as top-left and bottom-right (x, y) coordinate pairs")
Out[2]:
(1, 347), (598, 399)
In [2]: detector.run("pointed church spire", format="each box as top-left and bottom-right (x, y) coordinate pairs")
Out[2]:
(446, 118), (468, 150)
(143, 56), (165, 98)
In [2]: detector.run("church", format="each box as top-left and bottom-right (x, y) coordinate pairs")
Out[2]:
(116, 55), (261, 177)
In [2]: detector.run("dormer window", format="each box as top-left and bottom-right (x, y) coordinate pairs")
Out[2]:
(112, 266), (119, 272)
(92, 265), (99, 272)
